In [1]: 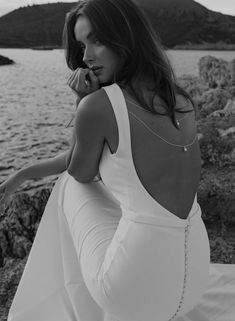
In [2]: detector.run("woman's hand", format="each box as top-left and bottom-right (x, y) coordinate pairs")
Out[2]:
(0, 171), (25, 204)
(67, 68), (100, 100)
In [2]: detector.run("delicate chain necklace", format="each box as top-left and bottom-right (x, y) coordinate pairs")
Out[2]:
(125, 98), (189, 125)
(126, 99), (197, 152)
(66, 97), (197, 151)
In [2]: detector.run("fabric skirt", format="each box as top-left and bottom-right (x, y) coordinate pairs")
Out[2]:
(7, 171), (235, 321)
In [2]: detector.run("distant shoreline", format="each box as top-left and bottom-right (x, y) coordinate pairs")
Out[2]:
(172, 43), (235, 50)
(1, 44), (235, 51)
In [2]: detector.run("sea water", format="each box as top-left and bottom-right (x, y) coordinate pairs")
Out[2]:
(0, 48), (234, 190)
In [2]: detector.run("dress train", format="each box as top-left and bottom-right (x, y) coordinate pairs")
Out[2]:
(7, 171), (235, 321)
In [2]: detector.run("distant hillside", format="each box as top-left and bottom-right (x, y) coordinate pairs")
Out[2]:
(0, 0), (234, 48)
(140, 0), (235, 47)
(0, 2), (74, 48)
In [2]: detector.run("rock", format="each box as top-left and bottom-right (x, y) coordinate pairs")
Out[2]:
(211, 99), (235, 117)
(228, 86), (235, 97)
(209, 236), (234, 264)
(199, 56), (235, 89)
(0, 54), (14, 66)
(177, 74), (209, 101)
(198, 169), (235, 225)
(11, 236), (32, 259)
(31, 46), (55, 50)
(0, 225), (11, 264)
(218, 127), (235, 137)
(197, 88), (232, 118)
(0, 247), (4, 268)
(32, 188), (51, 212)
(0, 187), (52, 318)
(198, 117), (234, 167)
(0, 257), (28, 320)
(0, 188), (51, 265)
(230, 59), (235, 86)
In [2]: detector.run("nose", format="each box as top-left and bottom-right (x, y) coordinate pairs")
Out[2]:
(83, 44), (95, 66)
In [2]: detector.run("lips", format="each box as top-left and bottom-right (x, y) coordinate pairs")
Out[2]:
(91, 66), (101, 70)
(91, 66), (103, 75)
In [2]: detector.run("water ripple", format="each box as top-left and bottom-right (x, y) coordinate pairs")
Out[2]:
(1, 48), (235, 190)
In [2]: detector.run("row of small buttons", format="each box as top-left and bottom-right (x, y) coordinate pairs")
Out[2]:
(168, 222), (191, 321)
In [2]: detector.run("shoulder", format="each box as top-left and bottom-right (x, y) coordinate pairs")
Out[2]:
(74, 88), (109, 132)
(76, 88), (105, 117)
(74, 86), (116, 136)
(76, 87), (113, 120)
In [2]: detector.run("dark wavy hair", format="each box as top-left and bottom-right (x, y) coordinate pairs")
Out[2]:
(63, 0), (195, 126)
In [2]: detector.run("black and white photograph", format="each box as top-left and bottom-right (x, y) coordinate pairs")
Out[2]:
(0, 0), (235, 320)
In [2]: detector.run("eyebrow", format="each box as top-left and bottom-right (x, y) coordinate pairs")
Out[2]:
(76, 31), (96, 43)
(87, 31), (95, 40)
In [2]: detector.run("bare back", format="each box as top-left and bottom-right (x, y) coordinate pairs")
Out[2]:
(103, 88), (201, 220)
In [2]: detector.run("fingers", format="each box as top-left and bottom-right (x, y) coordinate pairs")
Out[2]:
(88, 69), (99, 88)
(68, 68), (89, 93)
(84, 73), (91, 87)
(69, 74), (85, 94)
(67, 67), (81, 86)
(67, 67), (100, 98)
(84, 80), (90, 87)
(83, 69), (100, 90)
(68, 67), (88, 85)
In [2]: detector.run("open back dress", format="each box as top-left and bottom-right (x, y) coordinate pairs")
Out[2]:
(7, 83), (235, 321)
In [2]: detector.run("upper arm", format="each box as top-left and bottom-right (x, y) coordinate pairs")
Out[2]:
(65, 130), (76, 168)
(67, 90), (107, 183)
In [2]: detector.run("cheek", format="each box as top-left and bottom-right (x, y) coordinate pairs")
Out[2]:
(107, 53), (119, 72)
(99, 48), (118, 67)
(96, 46), (105, 57)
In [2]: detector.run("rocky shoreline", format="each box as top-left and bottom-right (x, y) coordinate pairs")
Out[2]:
(0, 55), (14, 66)
(0, 55), (234, 320)
(173, 43), (235, 50)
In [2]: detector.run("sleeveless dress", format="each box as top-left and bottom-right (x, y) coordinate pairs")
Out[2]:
(7, 83), (235, 321)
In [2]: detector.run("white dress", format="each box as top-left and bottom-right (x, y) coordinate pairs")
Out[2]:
(7, 84), (235, 321)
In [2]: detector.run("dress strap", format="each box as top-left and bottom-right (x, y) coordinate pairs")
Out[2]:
(127, 110), (198, 152)
(102, 83), (132, 157)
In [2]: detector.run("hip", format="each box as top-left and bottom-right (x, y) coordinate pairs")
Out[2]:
(85, 216), (210, 320)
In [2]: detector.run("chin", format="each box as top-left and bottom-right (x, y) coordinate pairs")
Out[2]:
(98, 71), (115, 86)
(100, 80), (114, 87)
(99, 75), (114, 86)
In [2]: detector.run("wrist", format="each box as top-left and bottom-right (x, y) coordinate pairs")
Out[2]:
(16, 168), (28, 182)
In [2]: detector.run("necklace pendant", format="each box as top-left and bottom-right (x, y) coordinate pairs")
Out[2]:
(183, 146), (188, 152)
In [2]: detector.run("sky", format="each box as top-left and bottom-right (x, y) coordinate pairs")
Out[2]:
(0, 0), (234, 18)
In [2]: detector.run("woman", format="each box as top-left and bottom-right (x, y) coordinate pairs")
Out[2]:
(2, 0), (235, 320)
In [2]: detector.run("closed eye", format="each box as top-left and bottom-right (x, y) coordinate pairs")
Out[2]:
(77, 33), (102, 51)
(91, 35), (102, 45)
(78, 41), (85, 52)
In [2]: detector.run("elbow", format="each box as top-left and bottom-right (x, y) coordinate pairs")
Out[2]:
(67, 167), (92, 184)
(67, 166), (81, 182)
